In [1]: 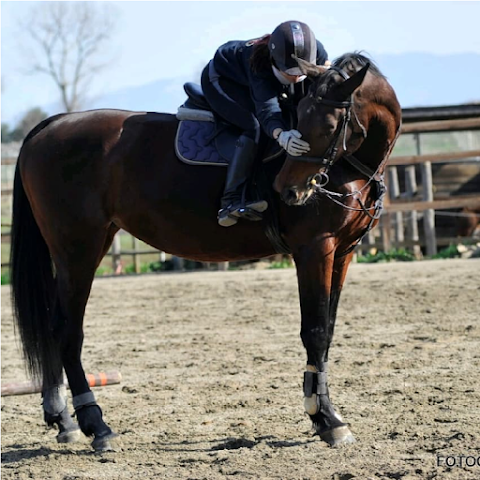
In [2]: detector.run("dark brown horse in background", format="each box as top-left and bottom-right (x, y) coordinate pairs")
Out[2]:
(10, 52), (401, 451)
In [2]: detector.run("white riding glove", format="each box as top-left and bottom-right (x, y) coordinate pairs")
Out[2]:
(277, 130), (310, 156)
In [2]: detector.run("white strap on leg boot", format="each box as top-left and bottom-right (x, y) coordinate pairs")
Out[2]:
(304, 364), (323, 415)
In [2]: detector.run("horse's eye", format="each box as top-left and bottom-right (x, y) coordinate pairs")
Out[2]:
(325, 123), (336, 134)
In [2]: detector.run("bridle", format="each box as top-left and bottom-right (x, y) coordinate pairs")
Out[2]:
(287, 67), (366, 184)
(283, 66), (391, 256)
(285, 65), (379, 193)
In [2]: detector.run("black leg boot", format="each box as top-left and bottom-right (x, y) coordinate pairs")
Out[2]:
(218, 135), (268, 227)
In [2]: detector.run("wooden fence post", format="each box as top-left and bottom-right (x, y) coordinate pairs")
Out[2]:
(172, 256), (184, 271)
(404, 158), (422, 259)
(421, 160), (437, 256)
(133, 237), (141, 274)
(380, 213), (391, 252)
(364, 229), (377, 256)
(415, 133), (437, 256)
(112, 234), (122, 274)
(388, 166), (404, 245)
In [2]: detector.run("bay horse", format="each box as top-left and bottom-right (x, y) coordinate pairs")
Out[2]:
(10, 52), (401, 451)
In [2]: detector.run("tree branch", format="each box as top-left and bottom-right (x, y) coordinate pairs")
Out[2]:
(21, 2), (117, 112)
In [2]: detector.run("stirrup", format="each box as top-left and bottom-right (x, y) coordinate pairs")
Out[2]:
(234, 200), (268, 221)
(218, 208), (238, 227)
(244, 200), (268, 213)
(218, 200), (268, 227)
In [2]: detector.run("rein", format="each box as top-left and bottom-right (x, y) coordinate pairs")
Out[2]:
(266, 65), (395, 257)
(314, 155), (385, 218)
(315, 155), (387, 258)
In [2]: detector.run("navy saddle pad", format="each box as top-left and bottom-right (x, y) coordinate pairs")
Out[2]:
(175, 120), (236, 166)
(175, 119), (283, 167)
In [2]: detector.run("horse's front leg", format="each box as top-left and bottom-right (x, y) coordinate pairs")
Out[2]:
(294, 239), (355, 447)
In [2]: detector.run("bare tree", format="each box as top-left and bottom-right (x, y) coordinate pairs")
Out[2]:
(1, 107), (48, 143)
(22, 2), (117, 112)
(18, 107), (49, 136)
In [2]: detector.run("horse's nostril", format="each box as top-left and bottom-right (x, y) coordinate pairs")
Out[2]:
(282, 187), (298, 204)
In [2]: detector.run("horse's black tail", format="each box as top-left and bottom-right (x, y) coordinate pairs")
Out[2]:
(10, 154), (60, 386)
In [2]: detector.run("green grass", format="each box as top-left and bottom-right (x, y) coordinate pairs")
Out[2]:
(269, 258), (294, 269)
(357, 248), (416, 263)
(1, 271), (10, 285)
(430, 244), (462, 260)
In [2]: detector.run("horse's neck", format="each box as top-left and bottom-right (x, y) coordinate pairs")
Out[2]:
(355, 106), (400, 174)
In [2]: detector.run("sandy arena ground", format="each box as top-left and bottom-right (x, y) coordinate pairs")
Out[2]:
(1, 258), (480, 479)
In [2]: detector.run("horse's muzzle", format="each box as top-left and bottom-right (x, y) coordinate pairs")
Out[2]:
(280, 186), (312, 206)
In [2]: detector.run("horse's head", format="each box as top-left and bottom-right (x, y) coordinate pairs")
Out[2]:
(274, 53), (381, 206)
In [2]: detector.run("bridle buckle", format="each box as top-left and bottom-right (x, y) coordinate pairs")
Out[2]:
(310, 172), (329, 187)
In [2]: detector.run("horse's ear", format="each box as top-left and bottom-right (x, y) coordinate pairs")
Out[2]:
(336, 63), (370, 98)
(292, 55), (328, 77)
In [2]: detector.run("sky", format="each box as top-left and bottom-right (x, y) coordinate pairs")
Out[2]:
(2, 1), (480, 126)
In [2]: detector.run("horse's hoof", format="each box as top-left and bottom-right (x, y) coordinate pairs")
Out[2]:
(319, 426), (356, 447)
(91, 432), (119, 452)
(56, 427), (82, 444)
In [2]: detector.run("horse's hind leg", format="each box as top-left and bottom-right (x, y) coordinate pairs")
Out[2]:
(42, 360), (81, 443)
(41, 224), (120, 445)
(49, 224), (119, 451)
(42, 224), (118, 443)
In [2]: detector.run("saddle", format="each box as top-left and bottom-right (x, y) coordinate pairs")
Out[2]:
(176, 83), (290, 254)
(175, 83), (283, 167)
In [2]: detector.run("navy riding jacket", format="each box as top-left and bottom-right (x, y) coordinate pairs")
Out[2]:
(212, 39), (328, 138)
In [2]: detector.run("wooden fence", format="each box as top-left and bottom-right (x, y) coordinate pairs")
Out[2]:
(108, 234), (229, 273)
(1, 226), (228, 273)
(2, 109), (480, 270)
(365, 115), (480, 256)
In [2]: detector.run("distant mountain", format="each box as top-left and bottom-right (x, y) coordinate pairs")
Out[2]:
(372, 52), (480, 108)
(33, 52), (480, 119)
(85, 77), (192, 115)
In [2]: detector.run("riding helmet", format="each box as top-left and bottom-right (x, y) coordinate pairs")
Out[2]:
(268, 21), (317, 75)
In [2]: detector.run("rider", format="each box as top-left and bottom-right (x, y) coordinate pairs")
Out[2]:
(201, 20), (329, 227)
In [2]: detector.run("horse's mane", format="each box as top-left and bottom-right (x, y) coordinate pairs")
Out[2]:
(332, 51), (385, 78)
(313, 52), (385, 98)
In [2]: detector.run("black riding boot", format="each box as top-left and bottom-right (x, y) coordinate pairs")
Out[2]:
(218, 135), (268, 227)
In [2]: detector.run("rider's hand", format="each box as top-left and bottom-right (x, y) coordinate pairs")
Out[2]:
(277, 130), (310, 156)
